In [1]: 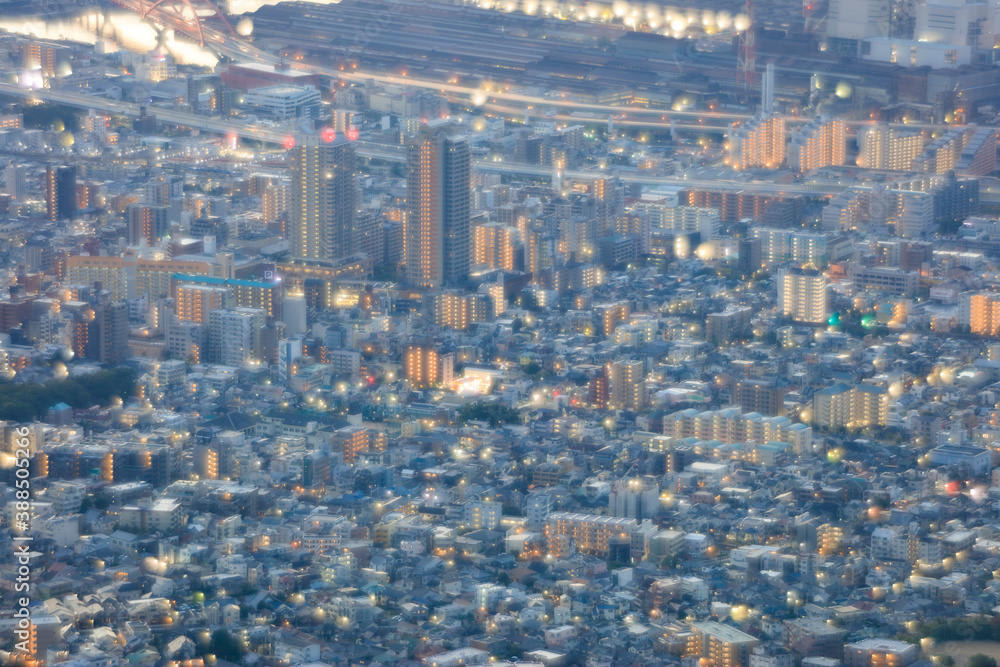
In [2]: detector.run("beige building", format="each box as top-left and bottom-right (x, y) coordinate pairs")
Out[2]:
(788, 116), (847, 172)
(777, 267), (829, 324)
(687, 621), (759, 667)
(609, 359), (646, 412)
(856, 123), (923, 170)
(728, 114), (786, 170)
(812, 383), (889, 429)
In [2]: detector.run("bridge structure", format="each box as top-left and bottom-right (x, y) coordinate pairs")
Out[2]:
(108, 0), (236, 46)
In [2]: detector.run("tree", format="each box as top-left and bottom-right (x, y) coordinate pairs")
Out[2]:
(968, 655), (997, 667)
(457, 402), (520, 427)
(210, 629), (242, 662)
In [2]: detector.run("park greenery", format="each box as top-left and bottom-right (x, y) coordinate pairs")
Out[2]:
(0, 367), (136, 421)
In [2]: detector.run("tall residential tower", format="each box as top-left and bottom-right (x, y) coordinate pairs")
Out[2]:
(290, 135), (357, 262)
(405, 127), (471, 288)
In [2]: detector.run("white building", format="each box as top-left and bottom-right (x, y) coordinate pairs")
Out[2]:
(777, 267), (829, 324)
(240, 84), (321, 119)
(861, 38), (971, 68)
(208, 307), (265, 366)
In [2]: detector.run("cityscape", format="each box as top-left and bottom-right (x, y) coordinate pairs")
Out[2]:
(0, 0), (999, 666)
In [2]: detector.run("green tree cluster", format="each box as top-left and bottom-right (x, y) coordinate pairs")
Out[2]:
(0, 367), (135, 421)
(457, 402), (521, 427)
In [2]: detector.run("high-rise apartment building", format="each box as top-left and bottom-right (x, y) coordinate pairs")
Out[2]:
(733, 379), (787, 417)
(290, 134), (357, 262)
(473, 221), (518, 271)
(5, 164), (27, 202)
(812, 383), (889, 429)
(96, 299), (129, 366)
(777, 267), (829, 324)
(608, 477), (660, 519)
(632, 201), (721, 241)
(262, 182), (290, 225)
(856, 124), (924, 170)
(404, 344), (454, 388)
(752, 228), (829, 267)
(663, 407), (815, 453)
(127, 203), (171, 246)
(433, 292), (491, 331)
(405, 127), (471, 287)
(46, 166), (76, 221)
(687, 621), (759, 667)
(912, 125), (999, 176)
(208, 307), (265, 366)
(738, 238), (762, 277)
(787, 117), (847, 172)
(176, 285), (230, 324)
(609, 359), (646, 412)
(961, 291), (1000, 337)
(728, 115), (786, 170)
(545, 512), (648, 560)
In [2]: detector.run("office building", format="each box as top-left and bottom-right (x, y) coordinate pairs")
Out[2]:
(46, 165), (76, 221)
(405, 127), (471, 287)
(928, 444), (991, 475)
(787, 117), (847, 172)
(240, 84), (321, 119)
(96, 299), (129, 366)
(777, 267), (829, 324)
(404, 344), (454, 388)
(290, 134), (357, 262)
(609, 359), (646, 412)
(208, 307), (265, 366)
(687, 621), (759, 667)
(845, 264), (919, 297)
(856, 124), (924, 170)
(728, 115), (786, 170)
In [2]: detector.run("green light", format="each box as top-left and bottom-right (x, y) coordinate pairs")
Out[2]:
(827, 312), (840, 326)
